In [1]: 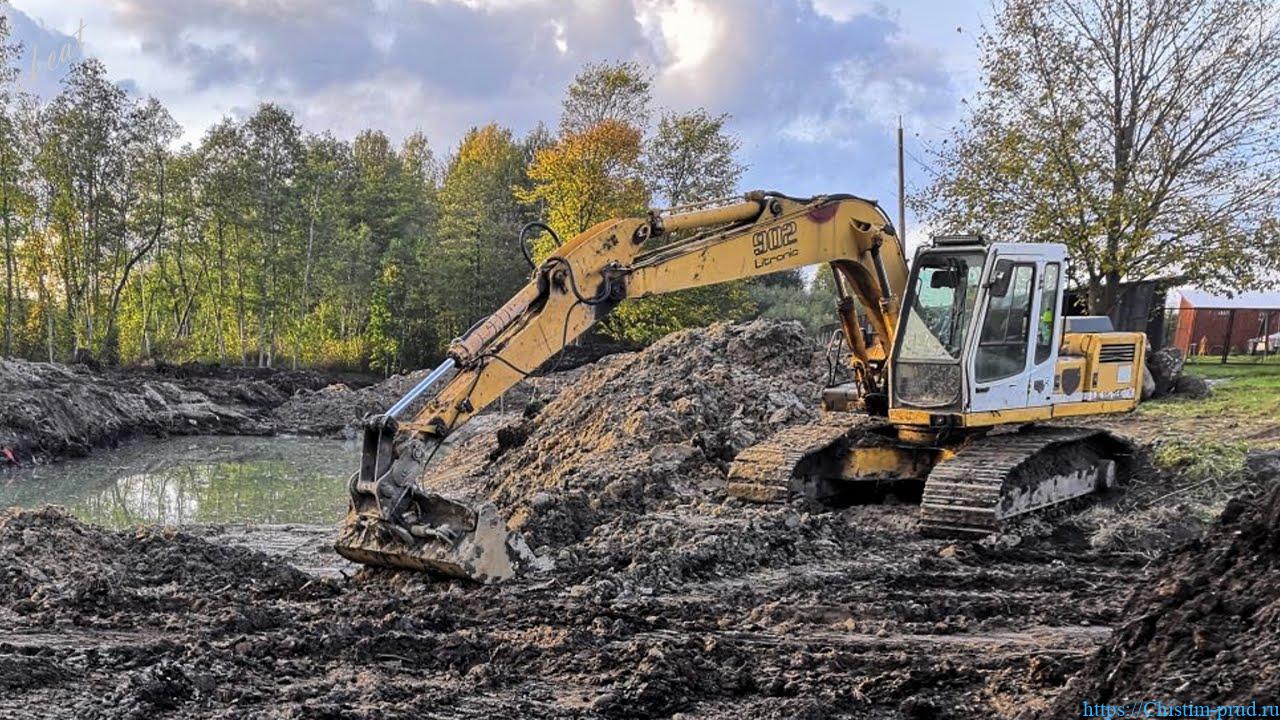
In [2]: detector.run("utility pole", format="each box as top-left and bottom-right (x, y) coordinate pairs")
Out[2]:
(897, 116), (906, 246)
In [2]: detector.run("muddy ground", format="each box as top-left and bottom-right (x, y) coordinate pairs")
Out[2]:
(0, 500), (1147, 719)
(0, 358), (369, 465)
(1039, 450), (1280, 715)
(0, 321), (1276, 718)
(2, 346), (605, 467)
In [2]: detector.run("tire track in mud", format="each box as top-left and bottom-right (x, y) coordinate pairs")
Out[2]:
(0, 501), (1147, 719)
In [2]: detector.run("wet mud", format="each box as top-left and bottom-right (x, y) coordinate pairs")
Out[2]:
(0, 322), (1275, 717)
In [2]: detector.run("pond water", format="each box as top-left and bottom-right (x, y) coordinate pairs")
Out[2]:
(0, 435), (358, 528)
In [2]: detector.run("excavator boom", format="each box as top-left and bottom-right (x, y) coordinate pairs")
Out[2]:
(335, 191), (908, 580)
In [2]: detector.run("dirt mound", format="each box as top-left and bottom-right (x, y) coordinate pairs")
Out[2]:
(0, 358), (273, 464)
(0, 507), (331, 625)
(270, 368), (449, 437)
(454, 320), (827, 548)
(1038, 452), (1280, 713)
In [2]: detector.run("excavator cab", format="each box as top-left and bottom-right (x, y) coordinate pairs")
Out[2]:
(737, 233), (1145, 534)
(888, 236), (1144, 430)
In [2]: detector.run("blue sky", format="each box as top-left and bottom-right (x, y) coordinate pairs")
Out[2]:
(3, 0), (991, 244)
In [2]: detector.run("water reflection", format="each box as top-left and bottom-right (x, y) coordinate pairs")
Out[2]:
(0, 436), (357, 527)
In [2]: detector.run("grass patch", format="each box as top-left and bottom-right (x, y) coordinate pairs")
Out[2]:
(1080, 439), (1258, 556)
(1069, 358), (1278, 555)
(1138, 359), (1280, 432)
(1151, 438), (1249, 484)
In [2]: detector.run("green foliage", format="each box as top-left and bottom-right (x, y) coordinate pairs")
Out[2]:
(749, 268), (840, 334)
(559, 61), (653, 134)
(646, 109), (743, 206)
(920, 0), (1280, 313)
(366, 264), (399, 375)
(429, 124), (534, 346)
(0, 49), (754, 368)
(604, 285), (756, 345)
(1152, 439), (1249, 485)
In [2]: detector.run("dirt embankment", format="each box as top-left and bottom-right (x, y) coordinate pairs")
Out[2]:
(1, 345), (612, 466)
(0, 358), (445, 464)
(1038, 451), (1280, 714)
(0, 359), (280, 465)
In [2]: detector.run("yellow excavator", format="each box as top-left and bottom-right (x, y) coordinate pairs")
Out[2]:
(335, 191), (1146, 582)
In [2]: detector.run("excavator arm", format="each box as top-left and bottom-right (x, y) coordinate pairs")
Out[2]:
(335, 191), (908, 581)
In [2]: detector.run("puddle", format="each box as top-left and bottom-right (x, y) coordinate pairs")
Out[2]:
(0, 435), (357, 527)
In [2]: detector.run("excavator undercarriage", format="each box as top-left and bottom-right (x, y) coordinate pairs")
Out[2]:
(725, 416), (1133, 536)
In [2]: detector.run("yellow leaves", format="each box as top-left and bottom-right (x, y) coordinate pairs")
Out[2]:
(517, 119), (648, 245)
(455, 124), (519, 172)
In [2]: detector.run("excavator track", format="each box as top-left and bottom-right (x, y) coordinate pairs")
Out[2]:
(727, 412), (888, 502)
(919, 426), (1130, 537)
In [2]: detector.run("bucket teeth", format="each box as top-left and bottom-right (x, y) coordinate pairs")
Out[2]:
(334, 495), (539, 583)
(338, 416), (543, 583)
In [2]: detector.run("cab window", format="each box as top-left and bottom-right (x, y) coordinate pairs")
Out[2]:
(975, 262), (1035, 382)
(1035, 263), (1060, 364)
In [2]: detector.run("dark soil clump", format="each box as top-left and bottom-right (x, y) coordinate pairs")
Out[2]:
(442, 321), (828, 548)
(1038, 455), (1280, 713)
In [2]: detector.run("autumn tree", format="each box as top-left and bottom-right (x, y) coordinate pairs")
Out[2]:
(518, 119), (649, 246)
(921, 0), (1280, 312)
(559, 61), (652, 134)
(428, 124), (529, 346)
(36, 60), (180, 362)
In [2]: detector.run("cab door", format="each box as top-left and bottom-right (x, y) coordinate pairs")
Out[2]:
(967, 254), (1039, 414)
(1026, 260), (1062, 407)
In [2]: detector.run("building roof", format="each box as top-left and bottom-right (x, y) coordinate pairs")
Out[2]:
(1175, 288), (1280, 310)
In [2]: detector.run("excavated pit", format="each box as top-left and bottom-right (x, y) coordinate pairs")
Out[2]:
(0, 320), (1272, 718)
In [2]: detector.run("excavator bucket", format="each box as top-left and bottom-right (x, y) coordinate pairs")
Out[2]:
(334, 413), (539, 583)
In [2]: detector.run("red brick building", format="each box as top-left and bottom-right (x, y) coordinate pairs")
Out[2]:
(1173, 289), (1280, 356)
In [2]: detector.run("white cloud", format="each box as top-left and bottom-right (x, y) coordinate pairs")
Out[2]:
(808, 0), (868, 22)
(6, 0), (979, 234)
(642, 0), (720, 73)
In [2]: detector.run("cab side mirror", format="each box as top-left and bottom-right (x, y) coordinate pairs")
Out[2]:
(987, 259), (1014, 298)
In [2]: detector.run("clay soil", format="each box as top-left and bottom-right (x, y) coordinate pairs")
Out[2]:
(0, 322), (1276, 718)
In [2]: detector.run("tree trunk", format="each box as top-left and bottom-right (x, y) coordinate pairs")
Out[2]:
(2, 192), (13, 357)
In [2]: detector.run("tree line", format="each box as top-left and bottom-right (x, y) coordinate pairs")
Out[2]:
(7, 0), (1271, 372)
(0, 15), (772, 371)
